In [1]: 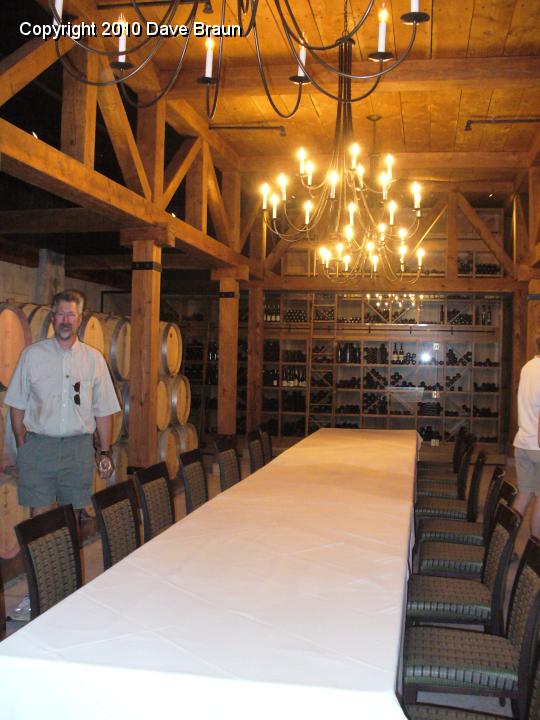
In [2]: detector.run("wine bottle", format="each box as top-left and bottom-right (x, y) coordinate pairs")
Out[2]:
(392, 343), (398, 364)
(399, 344), (404, 364)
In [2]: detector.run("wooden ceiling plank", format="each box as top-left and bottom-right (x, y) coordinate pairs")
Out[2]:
(429, 90), (462, 152)
(480, 87), (526, 152)
(400, 91), (430, 152)
(467, 0), (517, 58)
(503, 0), (540, 56)
(431, 0), (474, 58)
(163, 137), (202, 208)
(456, 192), (515, 275)
(454, 88), (494, 152)
(97, 59), (152, 199)
(0, 37), (72, 108)
(503, 89), (540, 152)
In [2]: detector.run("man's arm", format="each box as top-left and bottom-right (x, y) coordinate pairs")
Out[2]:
(95, 414), (112, 452)
(10, 407), (27, 447)
(537, 412), (540, 448)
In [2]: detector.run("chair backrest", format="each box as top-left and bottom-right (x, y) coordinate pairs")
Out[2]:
(92, 481), (141, 570)
(15, 504), (82, 619)
(247, 430), (265, 474)
(506, 537), (540, 720)
(134, 462), (175, 542)
(464, 448), (484, 519)
(455, 441), (475, 500)
(179, 449), (208, 514)
(481, 503), (522, 634)
(482, 471), (513, 541)
(452, 426), (470, 474)
(215, 436), (241, 492)
(258, 423), (273, 465)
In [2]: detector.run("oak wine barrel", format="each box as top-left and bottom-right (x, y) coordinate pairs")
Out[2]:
(0, 303), (32, 389)
(177, 422), (198, 454)
(159, 322), (182, 377)
(110, 383), (124, 446)
(156, 379), (172, 431)
(168, 374), (191, 425)
(158, 427), (180, 479)
(119, 381), (130, 436)
(100, 315), (131, 381)
(0, 474), (30, 559)
(112, 442), (129, 484)
(20, 304), (54, 342)
(79, 312), (105, 354)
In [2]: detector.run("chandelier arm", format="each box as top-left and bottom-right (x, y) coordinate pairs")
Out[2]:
(253, 23), (303, 118)
(236, 0), (260, 38)
(205, 0), (227, 119)
(276, 0), (377, 53)
(48, 0), (182, 57)
(120, 6), (197, 108)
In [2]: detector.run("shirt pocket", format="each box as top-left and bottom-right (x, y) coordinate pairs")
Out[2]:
(73, 378), (93, 414)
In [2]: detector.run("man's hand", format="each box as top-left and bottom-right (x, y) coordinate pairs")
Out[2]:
(96, 451), (114, 481)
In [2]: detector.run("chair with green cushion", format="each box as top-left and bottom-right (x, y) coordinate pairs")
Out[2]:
(417, 427), (471, 482)
(15, 504), (82, 620)
(92, 481), (141, 570)
(179, 449), (208, 515)
(416, 445), (480, 501)
(403, 536), (540, 720)
(407, 504), (521, 634)
(133, 462), (176, 542)
(415, 446), (481, 525)
(214, 436), (242, 492)
(416, 472), (513, 549)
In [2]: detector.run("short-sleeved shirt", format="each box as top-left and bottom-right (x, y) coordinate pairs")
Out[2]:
(514, 356), (540, 450)
(5, 337), (121, 437)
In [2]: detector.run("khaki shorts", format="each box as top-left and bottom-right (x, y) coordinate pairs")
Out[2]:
(16, 432), (95, 509)
(515, 447), (540, 496)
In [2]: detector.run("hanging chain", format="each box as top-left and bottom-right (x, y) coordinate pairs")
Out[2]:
(343, 0), (349, 36)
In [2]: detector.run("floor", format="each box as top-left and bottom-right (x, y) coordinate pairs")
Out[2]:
(1, 449), (528, 718)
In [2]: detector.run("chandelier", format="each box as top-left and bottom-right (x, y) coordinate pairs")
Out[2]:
(48, 1), (429, 116)
(260, 16), (429, 284)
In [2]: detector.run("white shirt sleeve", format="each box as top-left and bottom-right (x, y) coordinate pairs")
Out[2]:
(92, 354), (121, 417)
(4, 349), (29, 411)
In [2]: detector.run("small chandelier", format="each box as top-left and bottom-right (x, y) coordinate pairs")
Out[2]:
(48, 1), (429, 116)
(260, 28), (428, 284)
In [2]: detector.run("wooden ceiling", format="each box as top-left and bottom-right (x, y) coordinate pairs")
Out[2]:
(68, 0), (540, 185)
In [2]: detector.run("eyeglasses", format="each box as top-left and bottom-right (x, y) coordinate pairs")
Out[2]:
(73, 382), (80, 406)
(54, 312), (79, 321)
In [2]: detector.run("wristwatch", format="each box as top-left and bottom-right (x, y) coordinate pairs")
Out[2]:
(100, 450), (112, 458)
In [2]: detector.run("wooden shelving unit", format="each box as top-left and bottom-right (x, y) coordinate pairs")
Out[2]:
(261, 292), (505, 448)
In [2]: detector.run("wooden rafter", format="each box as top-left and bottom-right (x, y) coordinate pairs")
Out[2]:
(446, 193), (458, 281)
(221, 171), (241, 252)
(456, 193), (515, 277)
(205, 143), (233, 247)
(61, 46), (97, 166)
(163, 137), (202, 208)
(262, 276), (521, 292)
(240, 196), (262, 253)
(0, 209), (119, 234)
(137, 95), (166, 204)
(0, 37), (72, 108)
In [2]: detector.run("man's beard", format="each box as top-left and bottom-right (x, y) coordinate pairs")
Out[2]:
(55, 324), (76, 339)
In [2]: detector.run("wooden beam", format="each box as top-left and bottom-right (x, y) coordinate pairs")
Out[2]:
(263, 276), (522, 292)
(166, 100), (240, 172)
(120, 225), (174, 248)
(137, 95), (166, 204)
(211, 267), (249, 281)
(166, 56), (540, 99)
(456, 193), (515, 277)
(127, 238), (161, 466)
(515, 194), (529, 263)
(0, 209), (119, 234)
(511, 288), (528, 444)
(0, 119), (252, 270)
(222, 171), (241, 252)
(246, 285), (263, 432)
(65, 252), (204, 272)
(529, 168), (540, 252)
(60, 46), (97, 166)
(206, 143), (234, 247)
(0, 236), (39, 267)
(0, 37), (71, 107)
(415, 197), (449, 244)
(528, 128), (540, 167)
(97, 59), (151, 199)
(217, 277), (240, 435)
(240, 195), (262, 253)
(163, 137), (202, 209)
(184, 142), (208, 235)
(446, 192), (458, 281)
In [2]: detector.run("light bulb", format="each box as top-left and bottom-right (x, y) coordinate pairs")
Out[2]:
(350, 143), (360, 169)
(297, 148), (306, 175)
(260, 183), (270, 210)
(304, 200), (313, 224)
(348, 202), (356, 226)
(306, 160), (314, 186)
(277, 174), (288, 201)
(344, 225), (354, 242)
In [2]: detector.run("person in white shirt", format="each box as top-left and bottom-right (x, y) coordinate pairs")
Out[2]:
(5, 289), (120, 515)
(513, 340), (540, 537)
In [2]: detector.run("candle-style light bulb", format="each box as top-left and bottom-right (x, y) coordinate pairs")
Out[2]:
(271, 193), (279, 219)
(385, 154), (394, 180)
(343, 254), (351, 272)
(304, 200), (313, 225)
(367, 241), (374, 257)
(277, 174), (287, 201)
(204, 37), (215, 78)
(261, 183), (270, 211)
(350, 143), (360, 170)
(306, 160), (314, 186)
(380, 171), (389, 200)
(417, 247), (425, 268)
(329, 170), (339, 199)
(388, 200), (397, 226)
(336, 242), (344, 261)
(378, 222), (387, 240)
(399, 227), (407, 242)
(344, 224), (354, 243)
(118, 13), (128, 64)
(412, 181), (422, 209)
(298, 148), (306, 175)
(348, 202), (356, 226)
(356, 164), (365, 188)
(53, 0), (63, 25)
(411, 0), (419, 11)
(372, 254), (379, 273)
(297, 42), (307, 77)
(378, 5), (389, 52)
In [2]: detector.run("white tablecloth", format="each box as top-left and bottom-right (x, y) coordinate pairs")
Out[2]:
(0, 428), (417, 719)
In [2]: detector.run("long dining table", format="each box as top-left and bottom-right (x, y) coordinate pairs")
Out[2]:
(0, 428), (418, 719)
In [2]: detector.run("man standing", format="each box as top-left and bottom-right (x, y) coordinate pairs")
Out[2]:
(5, 289), (120, 516)
(513, 338), (540, 537)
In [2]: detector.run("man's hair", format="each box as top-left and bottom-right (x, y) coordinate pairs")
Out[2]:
(536, 337), (540, 353)
(51, 289), (86, 315)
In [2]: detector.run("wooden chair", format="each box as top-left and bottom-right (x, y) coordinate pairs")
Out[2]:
(407, 504), (522, 635)
(416, 445), (481, 501)
(403, 536), (540, 720)
(15, 504), (82, 620)
(417, 426), (471, 479)
(179, 449), (208, 514)
(133, 462), (175, 542)
(214, 436), (242, 492)
(247, 430), (264, 474)
(257, 423), (273, 465)
(92, 481), (141, 570)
